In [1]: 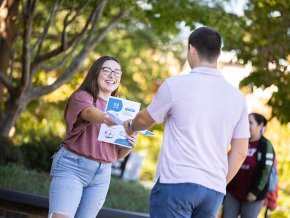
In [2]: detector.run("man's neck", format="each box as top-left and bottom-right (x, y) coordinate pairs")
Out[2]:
(197, 61), (217, 69)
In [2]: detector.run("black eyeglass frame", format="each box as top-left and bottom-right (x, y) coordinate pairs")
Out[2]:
(101, 67), (122, 78)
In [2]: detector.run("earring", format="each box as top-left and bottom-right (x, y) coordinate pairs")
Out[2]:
(261, 126), (266, 133)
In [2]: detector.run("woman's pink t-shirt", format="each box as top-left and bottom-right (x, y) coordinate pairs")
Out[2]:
(62, 91), (119, 163)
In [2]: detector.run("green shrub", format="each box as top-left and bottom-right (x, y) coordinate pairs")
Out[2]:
(0, 137), (23, 165)
(20, 139), (61, 172)
(0, 136), (61, 173)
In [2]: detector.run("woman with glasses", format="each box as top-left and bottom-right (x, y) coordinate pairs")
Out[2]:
(48, 56), (137, 218)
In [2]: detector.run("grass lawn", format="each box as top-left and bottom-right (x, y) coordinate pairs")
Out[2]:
(0, 163), (150, 213)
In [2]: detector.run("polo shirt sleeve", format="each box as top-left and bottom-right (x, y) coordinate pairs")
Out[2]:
(232, 103), (250, 138)
(65, 91), (94, 135)
(147, 80), (173, 123)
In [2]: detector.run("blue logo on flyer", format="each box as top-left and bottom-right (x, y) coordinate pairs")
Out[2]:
(125, 108), (135, 112)
(107, 98), (123, 112)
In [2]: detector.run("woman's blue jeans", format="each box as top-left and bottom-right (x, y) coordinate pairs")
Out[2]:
(49, 146), (112, 218)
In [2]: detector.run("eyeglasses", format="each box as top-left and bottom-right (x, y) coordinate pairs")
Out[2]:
(101, 67), (122, 78)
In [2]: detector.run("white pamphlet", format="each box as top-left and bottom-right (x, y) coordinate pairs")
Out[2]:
(98, 97), (154, 148)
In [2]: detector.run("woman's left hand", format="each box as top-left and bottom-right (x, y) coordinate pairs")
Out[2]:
(246, 192), (257, 202)
(126, 133), (138, 149)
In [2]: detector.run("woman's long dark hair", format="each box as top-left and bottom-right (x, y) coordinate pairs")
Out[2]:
(64, 56), (120, 120)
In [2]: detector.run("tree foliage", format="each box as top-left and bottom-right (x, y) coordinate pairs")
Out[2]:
(0, 0), (242, 138)
(238, 0), (290, 124)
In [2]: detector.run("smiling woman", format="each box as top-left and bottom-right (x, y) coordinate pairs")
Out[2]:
(48, 56), (138, 218)
(97, 61), (122, 99)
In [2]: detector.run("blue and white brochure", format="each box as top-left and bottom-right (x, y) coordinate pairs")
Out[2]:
(98, 97), (140, 148)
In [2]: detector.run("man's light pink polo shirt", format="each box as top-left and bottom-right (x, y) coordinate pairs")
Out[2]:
(147, 67), (250, 194)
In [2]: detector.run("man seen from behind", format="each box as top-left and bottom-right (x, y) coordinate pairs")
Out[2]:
(124, 26), (249, 218)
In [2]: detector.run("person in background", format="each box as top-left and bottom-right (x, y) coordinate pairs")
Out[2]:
(123, 26), (249, 218)
(222, 113), (275, 218)
(48, 56), (137, 218)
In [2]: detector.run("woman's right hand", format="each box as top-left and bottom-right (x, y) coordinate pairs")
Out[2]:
(103, 114), (116, 126)
(81, 107), (116, 125)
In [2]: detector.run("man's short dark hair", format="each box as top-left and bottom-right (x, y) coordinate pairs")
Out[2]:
(188, 26), (222, 62)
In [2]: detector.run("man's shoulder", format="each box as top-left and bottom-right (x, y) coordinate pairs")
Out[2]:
(222, 80), (245, 99)
(165, 74), (188, 83)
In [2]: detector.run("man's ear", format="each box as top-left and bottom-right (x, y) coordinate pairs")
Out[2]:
(189, 44), (196, 55)
(217, 51), (221, 59)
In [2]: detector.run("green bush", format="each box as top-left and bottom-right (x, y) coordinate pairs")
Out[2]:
(20, 139), (61, 172)
(0, 136), (61, 173)
(0, 137), (23, 165)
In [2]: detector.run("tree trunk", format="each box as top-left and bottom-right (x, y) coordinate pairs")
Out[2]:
(0, 0), (19, 106)
(0, 87), (30, 138)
